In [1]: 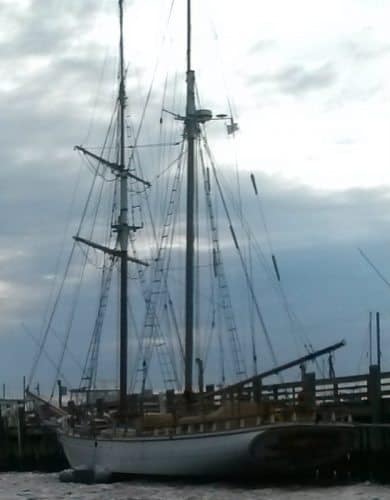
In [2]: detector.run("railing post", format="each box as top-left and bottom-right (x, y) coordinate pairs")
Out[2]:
(166, 389), (175, 414)
(302, 372), (316, 407)
(368, 365), (381, 423)
(253, 378), (262, 403)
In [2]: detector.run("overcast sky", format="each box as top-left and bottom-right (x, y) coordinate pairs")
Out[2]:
(2, 0), (390, 397)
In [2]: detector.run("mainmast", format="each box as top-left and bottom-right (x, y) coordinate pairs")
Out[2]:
(184, 0), (196, 395)
(118, 0), (129, 417)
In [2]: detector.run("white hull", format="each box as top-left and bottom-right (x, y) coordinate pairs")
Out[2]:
(59, 423), (354, 477)
(60, 427), (262, 476)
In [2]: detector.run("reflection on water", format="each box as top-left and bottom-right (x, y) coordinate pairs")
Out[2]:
(0, 473), (389, 500)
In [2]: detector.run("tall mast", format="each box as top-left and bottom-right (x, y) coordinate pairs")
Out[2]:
(184, 0), (196, 395)
(118, 0), (129, 417)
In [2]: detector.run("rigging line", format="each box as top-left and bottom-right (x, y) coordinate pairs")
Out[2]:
(204, 168), (283, 372)
(82, 31), (111, 145)
(77, 241), (106, 270)
(50, 247), (90, 400)
(247, 233), (308, 348)
(277, 281), (324, 376)
(249, 175), (307, 357)
(202, 209), (219, 373)
(136, 133), (185, 263)
(199, 83), (243, 222)
(50, 325), (84, 372)
(152, 152), (186, 378)
(75, 132), (114, 239)
(249, 175), (321, 367)
(202, 136), (280, 376)
(248, 238), (258, 376)
(29, 119), (112, 385)
(199, 143), (247, 379)
(129, 69), (185, 240)
(217, 308), (226, 386)
(110, 177), (119, 239)
(133, 143), (186, 283)
(82, 153), (116, 182)
(195, 143), (200, 365)
(214, 167), (273, 275)
(39, 156), (84, 352)
(155, 145), (185, 180)
(247, 224), (322, 371)
(45, 67), (117, 394)
(22, 324), (72, 388)
(167, 295), (185, 367)
(127, 284), (159, 391)
(78, 102), (119, 180)
(134, 152), (185, 391)
(138, 204), (184, 387)
(52, 145), (110, 397)
(81, 257), (116, 389)
(157, 66), (170, 185)
(358, 247), (390, 288)
(201, 202), (217, 368)
(204, 3), (237, 120)
(28, 241), (77, 388)
(129, 0), (176, 166)
(223, 169), (319, 369)
(250, 173), (275, 257)
(129, 145), (186, 385)
(202, 300), (216, 371)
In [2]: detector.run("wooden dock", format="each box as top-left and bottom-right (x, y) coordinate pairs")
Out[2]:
(0, 399), (66, 471)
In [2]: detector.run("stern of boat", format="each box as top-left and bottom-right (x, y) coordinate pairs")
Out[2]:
(248, 423), (354, 476)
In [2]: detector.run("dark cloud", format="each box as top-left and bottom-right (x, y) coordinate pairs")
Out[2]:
(0, 0), (102, 60)
(248, 63), (336, 95)
(249, 39), (277, 54)
(343, 39), (390, 62)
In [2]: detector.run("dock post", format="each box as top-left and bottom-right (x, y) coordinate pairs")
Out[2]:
(253, 378), (262, 403)
(367, 364), (383, 456)
(16, 404), (25, 467)
(57, 380), (63, 409)
(376, 312), (381, 374)
(368, 365), (381, 423)
(302, 372), (316, 407)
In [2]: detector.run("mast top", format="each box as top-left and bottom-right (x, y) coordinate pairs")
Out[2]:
(187, 0), (192, 73)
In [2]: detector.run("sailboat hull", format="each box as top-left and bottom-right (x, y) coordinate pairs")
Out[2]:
(59, 423), (354, 478)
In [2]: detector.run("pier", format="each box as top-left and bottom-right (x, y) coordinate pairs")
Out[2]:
(0, 397), (66, 471)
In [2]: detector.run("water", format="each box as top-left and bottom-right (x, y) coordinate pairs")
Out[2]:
(0, 474), (389, 500)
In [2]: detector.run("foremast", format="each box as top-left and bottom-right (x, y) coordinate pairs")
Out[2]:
(76, 1), (149, 418)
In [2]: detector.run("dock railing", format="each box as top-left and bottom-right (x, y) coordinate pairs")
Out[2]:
(195, 366), (390, 423)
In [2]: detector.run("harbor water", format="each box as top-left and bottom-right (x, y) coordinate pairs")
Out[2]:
(0, 473), (390, 499)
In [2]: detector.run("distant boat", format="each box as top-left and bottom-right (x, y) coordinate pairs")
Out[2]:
(51, 0), (354, 479)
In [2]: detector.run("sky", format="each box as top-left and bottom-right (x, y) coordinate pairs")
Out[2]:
(2, 0), (390, 398)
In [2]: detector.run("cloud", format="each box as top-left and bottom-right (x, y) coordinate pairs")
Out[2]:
(343, 37), (390, 62)
(248, 63), (337, 96)
(249, 40), (277, 54)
